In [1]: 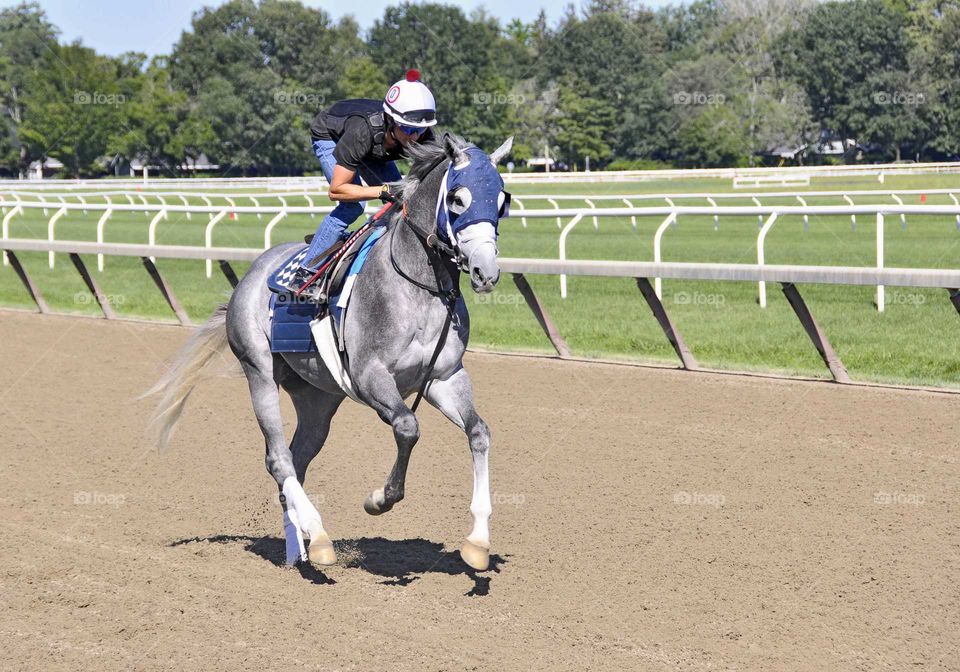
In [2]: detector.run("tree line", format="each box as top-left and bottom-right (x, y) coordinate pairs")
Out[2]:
(1, 0), (959, 177)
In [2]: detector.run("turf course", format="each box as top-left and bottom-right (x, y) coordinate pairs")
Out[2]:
(1, 171), (958, 388)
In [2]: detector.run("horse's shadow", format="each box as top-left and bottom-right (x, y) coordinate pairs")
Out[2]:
(169, 534), (507, 596)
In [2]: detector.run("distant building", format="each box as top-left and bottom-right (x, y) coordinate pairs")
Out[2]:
(108, 153), (220, 176)
(27, 157), (65, 179)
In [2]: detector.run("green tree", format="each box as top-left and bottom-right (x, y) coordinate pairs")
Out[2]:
(339, 56), (388, 99)
(170, 0), (356, 174)
(18, 43), (125, 177)
(368, 3), (520, 149)
(777, 0), (912, 156)
(555, 78), (618, 167)
(0, 2), (58, 176)
(675, 103), (750, 167)
(112, 57), (216, 175)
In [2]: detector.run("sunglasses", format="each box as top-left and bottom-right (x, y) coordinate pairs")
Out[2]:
(396, 123), (426, 136)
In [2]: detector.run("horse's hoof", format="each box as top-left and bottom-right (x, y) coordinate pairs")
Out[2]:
(363, 489), (392, 516)
(306, 524), (336, 566)
(460, 540), (490, 571)
(309, 537), (336, 566)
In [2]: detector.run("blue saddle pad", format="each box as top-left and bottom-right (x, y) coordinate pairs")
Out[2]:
(266, 227), (387, 353)
(269, 293), (319, 353)
(267, 246), (310, 295)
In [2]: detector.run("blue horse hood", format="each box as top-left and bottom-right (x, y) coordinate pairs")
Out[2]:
(436, 147), (510, 244)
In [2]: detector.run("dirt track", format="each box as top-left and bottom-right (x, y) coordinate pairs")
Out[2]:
(0, 311), (957, 671)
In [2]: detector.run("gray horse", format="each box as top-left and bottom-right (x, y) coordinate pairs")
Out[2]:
(146, 134), (513, 572)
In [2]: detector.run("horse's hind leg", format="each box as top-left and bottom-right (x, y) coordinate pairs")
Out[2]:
(424, 367), (492, 571)
(354, 364), (420, 516)
(281, 373), (344, 484)
(240, 355), (336, 566)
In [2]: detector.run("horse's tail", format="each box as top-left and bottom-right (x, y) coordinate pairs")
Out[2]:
(142, 303), (230, 451)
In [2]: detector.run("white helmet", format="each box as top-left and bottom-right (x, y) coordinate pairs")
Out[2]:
(383, 69), (437, 128)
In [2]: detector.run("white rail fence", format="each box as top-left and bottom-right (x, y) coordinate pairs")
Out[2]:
(7, 187), (959, 240)
(2, 236), (958, 385)
(4, 159), (959, 188)
(3, 199), (959, 313)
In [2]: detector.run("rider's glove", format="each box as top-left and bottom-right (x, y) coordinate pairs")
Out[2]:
(379, 183), (401, 203)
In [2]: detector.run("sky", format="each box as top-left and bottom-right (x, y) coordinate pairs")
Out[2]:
(1, 0), (677, 57)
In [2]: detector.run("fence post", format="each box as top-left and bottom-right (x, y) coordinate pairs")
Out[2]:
(96, 208), (113, 272)
(891, 194), (906, 229)
(653, 212), (678, 299)
(558, 213), (584, 299)
(622, 199), (637, 228)
(781, 282), (850, 383)
(843, 194), (856, 229)
(513, 197), (526, 228)
(876, 213), (885, 312)
(512, 273), (571, 357)
(636, 277), (698, 370)
(70, 253), (116, 319)
(584, 198), (598, 229)
(47, 206), (67, 269)
(547, 198), (561, 229)
(4, 250), (50, 313)
(142, 256), (191, 325)
(2, 204), (23, 266)
(147, 209), (167, 262)
(796, 195), (809, 230)
(205, 210), (229, 278)
(263, 210), (288, 249)
(756, 212), (779, 308)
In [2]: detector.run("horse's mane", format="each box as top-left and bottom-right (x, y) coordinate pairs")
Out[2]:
(393, 133), (471, 203)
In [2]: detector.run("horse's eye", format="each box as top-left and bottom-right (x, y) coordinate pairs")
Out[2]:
(447, 187), (472, 215)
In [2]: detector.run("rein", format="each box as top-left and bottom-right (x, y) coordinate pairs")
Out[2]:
(388, 153), (462, 412)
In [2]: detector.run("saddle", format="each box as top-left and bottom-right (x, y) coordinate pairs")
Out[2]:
(267, 211), (391, 355)
(267, 202), (395, 303)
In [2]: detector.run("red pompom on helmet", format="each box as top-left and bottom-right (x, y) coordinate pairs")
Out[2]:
(405, 69), (421, 82)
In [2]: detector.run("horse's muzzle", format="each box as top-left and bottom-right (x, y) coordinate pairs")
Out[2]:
(470, 265), (500, 293)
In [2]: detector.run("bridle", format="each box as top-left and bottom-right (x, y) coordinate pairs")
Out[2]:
(388, 151), (465, 301)
(387, 150), (463, 412)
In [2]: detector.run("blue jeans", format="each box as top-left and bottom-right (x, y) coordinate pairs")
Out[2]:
(303, 139), (401, 269)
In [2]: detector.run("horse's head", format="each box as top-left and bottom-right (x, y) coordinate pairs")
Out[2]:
(400, 134), (513, 293)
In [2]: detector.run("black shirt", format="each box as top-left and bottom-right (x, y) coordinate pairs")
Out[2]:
(310, 99), (434, 171)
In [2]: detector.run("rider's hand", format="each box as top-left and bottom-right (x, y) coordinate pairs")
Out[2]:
(378, 183), (401, 203)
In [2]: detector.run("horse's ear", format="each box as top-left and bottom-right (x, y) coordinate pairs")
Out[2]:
(443, 132), (469, 166)
(489, 136), (513, 166)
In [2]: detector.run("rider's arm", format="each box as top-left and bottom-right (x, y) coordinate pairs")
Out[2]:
(328, 164), (384, 202)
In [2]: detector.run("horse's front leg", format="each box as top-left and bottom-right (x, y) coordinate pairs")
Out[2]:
(354, 363), (420, 516)
(424, 367), (492, 571)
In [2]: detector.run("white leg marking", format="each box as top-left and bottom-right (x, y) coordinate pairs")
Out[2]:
(283, 508), (307, 565)
(468, 447), (491, 548)
(282, 476), (323, 533)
